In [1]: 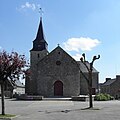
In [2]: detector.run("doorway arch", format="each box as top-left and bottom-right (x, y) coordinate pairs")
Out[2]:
(54, 80), (63, 96)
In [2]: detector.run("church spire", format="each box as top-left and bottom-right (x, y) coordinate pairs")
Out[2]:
(31, 16), (48, 51)
(36, 17), (45, 40)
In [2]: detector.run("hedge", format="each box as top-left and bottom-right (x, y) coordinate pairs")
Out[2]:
(94, 93), (114, 101)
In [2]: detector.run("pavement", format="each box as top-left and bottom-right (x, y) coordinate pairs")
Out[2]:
(0, 98), (120, 120)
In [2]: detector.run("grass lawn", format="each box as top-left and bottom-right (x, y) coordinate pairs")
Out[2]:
(0, 114), (16, 118)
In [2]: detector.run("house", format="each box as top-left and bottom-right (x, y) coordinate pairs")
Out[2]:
(100, 75), (120, 99)
(25, 17), (99, 97)
(13, 79), (25, 95)
(0, 79), (25, 98)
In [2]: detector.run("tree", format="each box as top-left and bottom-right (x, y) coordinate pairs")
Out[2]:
(80, 53), (100, 108)
(0, 51), (27, 115)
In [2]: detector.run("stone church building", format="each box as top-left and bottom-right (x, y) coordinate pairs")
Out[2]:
(25, 17), (99, 97)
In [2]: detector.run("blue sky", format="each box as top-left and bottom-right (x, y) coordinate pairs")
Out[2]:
(0, 0), (120, 83)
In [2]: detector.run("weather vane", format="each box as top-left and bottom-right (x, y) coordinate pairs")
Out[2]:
(39, 8), (44, 18)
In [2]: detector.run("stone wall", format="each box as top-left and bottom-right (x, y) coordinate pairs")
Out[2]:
(110, 76), (120, 98)
(100, 75), (120, 99)
(36, 47), (80, 97)
(29, 50), (48, 95)
(26, 46), (99, 97)
(80, 73), (99, 95)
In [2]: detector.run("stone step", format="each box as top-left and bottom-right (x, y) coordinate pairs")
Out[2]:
(43, 97), (71, 101)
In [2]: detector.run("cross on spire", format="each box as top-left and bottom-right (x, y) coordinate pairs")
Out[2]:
(39, 8), (44, 18)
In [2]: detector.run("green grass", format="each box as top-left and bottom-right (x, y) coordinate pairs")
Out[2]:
(0, 114), (16, 118)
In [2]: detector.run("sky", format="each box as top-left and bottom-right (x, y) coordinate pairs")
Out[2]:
(0, 0), (120, 83)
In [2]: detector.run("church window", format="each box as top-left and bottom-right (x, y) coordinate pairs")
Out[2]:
(58, 52), (60, 54)
(38, 45), (41, 47)
(37, 54), (40, 58)
(56, 61), (61, 65)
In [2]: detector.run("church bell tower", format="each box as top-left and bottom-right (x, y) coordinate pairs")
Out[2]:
(30, 17), (48, 67)
(29, 17), (48, 95)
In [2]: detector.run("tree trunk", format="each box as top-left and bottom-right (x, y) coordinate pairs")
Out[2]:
(88, 86), (93, 108)
(89, 71), (93, 108)
(1, 82), (5, 115)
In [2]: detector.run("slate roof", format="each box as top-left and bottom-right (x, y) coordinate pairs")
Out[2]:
(8, 79), (25, 88)
(36, 17), (45, 41)
(102, 79), (116, 86)
(31, 17), (48, 51)
(77, 61), (99, 73)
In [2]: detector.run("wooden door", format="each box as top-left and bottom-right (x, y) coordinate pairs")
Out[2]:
(54, 81), (63, 96)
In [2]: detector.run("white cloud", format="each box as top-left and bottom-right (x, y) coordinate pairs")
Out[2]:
(18, 2), (40, 11)
(72, 53), (82, 61)
(63, 37), (100, 52)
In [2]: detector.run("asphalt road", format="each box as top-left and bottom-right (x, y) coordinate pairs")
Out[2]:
(0, 98), (120, 120)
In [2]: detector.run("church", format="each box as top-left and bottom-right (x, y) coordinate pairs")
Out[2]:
(25, 17), (99, 97)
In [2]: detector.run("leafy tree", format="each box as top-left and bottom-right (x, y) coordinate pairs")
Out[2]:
(0, 51), (27, 115)
(80, 53), (100, 108)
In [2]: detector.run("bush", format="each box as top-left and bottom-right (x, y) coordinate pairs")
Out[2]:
(104, 94), (111, 100)
(94, 93), (113, 101)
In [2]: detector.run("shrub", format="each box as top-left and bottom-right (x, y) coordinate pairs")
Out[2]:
(94, 93), (113, 101)
(104, 94), (111, 100)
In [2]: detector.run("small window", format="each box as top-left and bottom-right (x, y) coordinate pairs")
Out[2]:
(56, 61), (61, 65)
(37, 54), (40, 58)
(58, 52), (60, 54)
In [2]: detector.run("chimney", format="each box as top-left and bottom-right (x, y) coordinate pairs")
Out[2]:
(106, 78), (111, 82)
(116, 75), (120, 80)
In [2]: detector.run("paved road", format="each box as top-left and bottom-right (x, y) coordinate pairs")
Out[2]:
(0, 99), (120, 120)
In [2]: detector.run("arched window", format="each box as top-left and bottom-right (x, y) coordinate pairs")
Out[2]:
(37, 54), (40, 58)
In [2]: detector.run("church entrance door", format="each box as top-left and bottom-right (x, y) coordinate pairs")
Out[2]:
(54, 81), (63, 96)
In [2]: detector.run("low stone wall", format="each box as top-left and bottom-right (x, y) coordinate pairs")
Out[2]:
(71, 95), (94, 101)
(16, 94), (43, 100)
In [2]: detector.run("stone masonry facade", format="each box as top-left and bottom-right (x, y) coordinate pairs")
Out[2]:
(25, 17), (99, 97)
